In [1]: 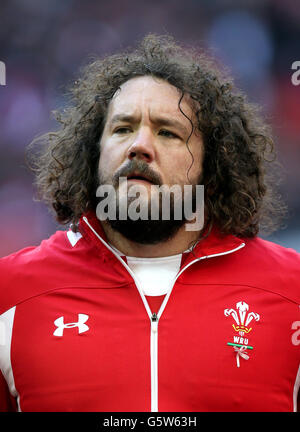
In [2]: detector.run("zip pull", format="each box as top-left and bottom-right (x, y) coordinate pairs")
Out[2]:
(151, 312), (158, 333)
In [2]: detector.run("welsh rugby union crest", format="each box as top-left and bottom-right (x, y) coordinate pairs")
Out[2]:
(224, 301), (260, 367)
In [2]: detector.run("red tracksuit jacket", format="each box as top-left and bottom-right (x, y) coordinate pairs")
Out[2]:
(0, 210), (299, 412)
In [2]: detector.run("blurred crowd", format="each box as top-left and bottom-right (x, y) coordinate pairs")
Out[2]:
(0, 0), (299, 257)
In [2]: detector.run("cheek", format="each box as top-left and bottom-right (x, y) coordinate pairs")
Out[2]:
(98, 152), (108, 179)
(167, 147), (203, 184)
(98, 147), (115, 184)
(98, 142), (120, 177)
(184, 141), (204, 181)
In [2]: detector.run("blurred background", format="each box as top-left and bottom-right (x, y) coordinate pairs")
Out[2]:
(0, 0), (299, 257)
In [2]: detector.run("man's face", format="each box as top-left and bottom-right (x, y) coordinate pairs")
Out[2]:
(98, 75), (204, 244)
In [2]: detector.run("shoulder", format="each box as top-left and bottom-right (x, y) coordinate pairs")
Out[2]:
(243, 235), (300, 267)
(0, 229), (70, 268)
(0, 230), (71, 315)
(238, 235), (300, 303)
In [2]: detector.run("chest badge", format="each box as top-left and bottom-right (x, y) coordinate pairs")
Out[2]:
(224, 301), (260, 367)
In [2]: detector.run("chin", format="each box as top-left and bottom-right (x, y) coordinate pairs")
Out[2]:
(107, 218), (185, 245)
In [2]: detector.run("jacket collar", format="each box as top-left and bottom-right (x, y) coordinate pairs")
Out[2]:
(78, 210), (245, 265)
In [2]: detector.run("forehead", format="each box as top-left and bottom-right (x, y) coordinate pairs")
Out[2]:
(106, 75), (194, 119)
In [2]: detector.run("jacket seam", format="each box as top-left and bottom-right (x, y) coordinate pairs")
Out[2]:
(176, 281), (300, 306)
(0, 283), (135, 315)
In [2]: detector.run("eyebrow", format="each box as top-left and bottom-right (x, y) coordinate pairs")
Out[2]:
(109, 114), (190, 136)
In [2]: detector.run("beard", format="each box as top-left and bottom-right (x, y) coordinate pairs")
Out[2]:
(97, 159), (200, 245)
(107, 193), (186, 244)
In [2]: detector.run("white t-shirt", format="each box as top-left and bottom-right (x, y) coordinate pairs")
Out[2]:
(109, 244), (183, 296)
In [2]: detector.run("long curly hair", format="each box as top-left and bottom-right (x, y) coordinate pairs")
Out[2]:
(26, 34), (286, 237)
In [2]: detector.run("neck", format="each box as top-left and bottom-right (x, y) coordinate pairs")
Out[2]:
(100, 221), (202, 258)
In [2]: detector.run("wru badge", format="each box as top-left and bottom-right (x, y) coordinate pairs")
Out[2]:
(224, 301), (260, 368)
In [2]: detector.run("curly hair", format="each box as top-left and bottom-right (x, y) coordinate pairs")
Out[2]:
(26, 34), (286, 238)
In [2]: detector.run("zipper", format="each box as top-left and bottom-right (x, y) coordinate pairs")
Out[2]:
(82, 216), (245, 412)
(151, 313), (158, 332)
(151, 313), (158, 412)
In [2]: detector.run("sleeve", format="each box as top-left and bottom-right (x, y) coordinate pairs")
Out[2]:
(0, 370), (17, 412)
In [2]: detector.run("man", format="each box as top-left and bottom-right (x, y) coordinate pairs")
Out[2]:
(0, 34), (299, 412)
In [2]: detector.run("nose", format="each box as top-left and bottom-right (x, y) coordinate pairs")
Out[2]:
(127, 128), (155, 163)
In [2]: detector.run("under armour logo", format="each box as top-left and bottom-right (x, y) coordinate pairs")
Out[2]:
(53, 314), (89, 337)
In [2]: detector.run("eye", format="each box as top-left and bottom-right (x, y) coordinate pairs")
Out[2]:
(114, 127), (132, 134)
(159, 130), (179, 139)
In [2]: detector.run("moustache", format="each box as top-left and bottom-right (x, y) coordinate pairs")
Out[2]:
(112, 160), (162, 187)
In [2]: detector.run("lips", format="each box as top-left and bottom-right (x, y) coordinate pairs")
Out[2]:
(126, 173), (153, 183)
